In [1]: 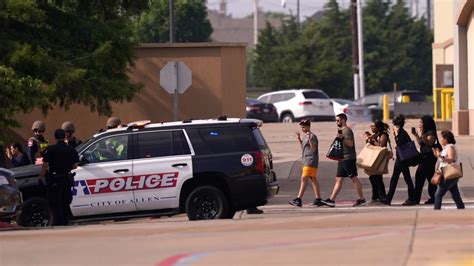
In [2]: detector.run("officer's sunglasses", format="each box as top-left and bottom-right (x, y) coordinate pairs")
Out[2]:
(65, 130), (74, 134)
(34, 129), (45, 133)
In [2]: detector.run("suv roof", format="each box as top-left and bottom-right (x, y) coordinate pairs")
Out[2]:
(93, 118), (262, 138)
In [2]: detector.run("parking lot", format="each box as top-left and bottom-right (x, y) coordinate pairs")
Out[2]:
(1, 121), (473, 266)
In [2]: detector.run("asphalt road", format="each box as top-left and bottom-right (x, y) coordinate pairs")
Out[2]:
(1, 121), (473, 266)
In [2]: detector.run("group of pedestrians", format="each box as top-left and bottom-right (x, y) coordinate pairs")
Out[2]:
(289, 113), (465, 210)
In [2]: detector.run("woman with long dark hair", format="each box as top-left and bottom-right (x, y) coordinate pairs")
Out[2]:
(384, 115), (416, 205)
(412, 115), (438, 204)
(365, 120), (389, 203)
(433, 130), (464, 209)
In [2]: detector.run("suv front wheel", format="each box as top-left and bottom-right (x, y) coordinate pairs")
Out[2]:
(17, 197), (53, 227)
(185, 186), (230, 220)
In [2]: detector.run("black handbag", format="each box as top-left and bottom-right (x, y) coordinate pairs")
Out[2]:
(396, 141), (420, 166)
(326, 138), (344, 161)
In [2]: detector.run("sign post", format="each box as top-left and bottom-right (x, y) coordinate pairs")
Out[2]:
(160, 61), (192, 121)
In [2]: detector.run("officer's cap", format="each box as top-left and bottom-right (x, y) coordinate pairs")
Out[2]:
(32, 120), (46, 131)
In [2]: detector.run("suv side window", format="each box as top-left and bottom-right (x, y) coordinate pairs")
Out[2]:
(197, 127), (257, 154)
(259, 95), (270, 103)
(280, 93), (295, 101)
(303, 91), (329, 99)
(269, 94), (282, 103)
(83, 135), (128, 163)
(137, 130), (190, 159)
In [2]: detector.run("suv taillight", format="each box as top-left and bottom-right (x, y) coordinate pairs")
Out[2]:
(255, 151), (265, 174)
(299, 101), (312, 106)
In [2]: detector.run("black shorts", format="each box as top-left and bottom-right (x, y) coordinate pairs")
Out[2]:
(336, 159), (358, 178)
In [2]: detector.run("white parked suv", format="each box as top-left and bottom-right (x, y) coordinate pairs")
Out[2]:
(257, 89), (335, 123)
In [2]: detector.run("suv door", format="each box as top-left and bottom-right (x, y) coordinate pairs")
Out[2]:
(71, 134), (135, 217)
(132, 129), (193, 211)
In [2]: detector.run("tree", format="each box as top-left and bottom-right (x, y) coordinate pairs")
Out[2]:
(132, 0), (212, 43)
(0, 0), (149, 130)
(252, 0), (433, 98)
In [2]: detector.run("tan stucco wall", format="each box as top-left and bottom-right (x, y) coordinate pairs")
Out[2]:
(468, 12), (474, 110)
(468, 11), (474, 133)
(9, 43), (247, 143)
(434, 0), (454, 43)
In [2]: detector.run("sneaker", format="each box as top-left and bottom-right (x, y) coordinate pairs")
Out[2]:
(246, 207), (264, 214)
(353, 198), (367, 207)
(424, 198), (435, 205)
(402, 200), (417, 206)
(321, 198), (336, 207)
(289, 198), (302, 207)
(381, 199), (391, 206)
(309, 198), (324, 207)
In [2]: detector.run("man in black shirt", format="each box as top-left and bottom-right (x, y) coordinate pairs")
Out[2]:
(39, 129), (79, 226)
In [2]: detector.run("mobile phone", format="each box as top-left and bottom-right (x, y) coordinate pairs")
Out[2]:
(411, 127), (417, 134)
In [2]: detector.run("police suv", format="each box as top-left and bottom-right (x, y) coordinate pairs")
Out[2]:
(12, 118), (279, 226)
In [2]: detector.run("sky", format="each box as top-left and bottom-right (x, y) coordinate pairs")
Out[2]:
(207, 0), (429, 20)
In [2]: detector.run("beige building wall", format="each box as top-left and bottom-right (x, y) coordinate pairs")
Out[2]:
(452, 0), (473, 135)
(9, 43), (247, 143)
(434, 0), (454, 43)
(468, 11), (474, 133)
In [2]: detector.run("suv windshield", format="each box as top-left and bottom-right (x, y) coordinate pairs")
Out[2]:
(303, 91), (329, 99)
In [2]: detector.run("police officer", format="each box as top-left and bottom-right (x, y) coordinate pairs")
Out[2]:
(27, 120), (48, 164)
(106, 117), (121, 129)
(39, 129), (79, 226)
(61, 121), (82, 148)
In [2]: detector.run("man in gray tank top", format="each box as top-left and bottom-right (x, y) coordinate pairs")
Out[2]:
(322, 113), (367, 207)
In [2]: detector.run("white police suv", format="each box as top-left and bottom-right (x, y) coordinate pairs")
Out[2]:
(12, 118), (279, 226)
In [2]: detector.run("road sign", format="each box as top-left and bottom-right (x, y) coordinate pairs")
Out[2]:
(160, 61), (192, 94)
(159, 61), (192, 121)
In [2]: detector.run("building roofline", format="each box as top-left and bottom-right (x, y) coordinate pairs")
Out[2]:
(432, 38), (453, 49)
(457, 0), (474, 26)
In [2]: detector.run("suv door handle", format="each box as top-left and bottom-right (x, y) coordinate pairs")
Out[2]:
(113, 169), (130, 173)
(172, 163), (188, 168)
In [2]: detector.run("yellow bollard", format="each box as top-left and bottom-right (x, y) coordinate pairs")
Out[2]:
(446, 93), (452, 119)
(441, 91), (446, 121)
(383, 94), (390, 121)
(402, 95), (410, 103)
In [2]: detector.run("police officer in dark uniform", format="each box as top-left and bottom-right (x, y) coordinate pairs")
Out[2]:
(27, 120), (49, 164)
(39, 129), (79, 226)
(61, 121), (83, 148)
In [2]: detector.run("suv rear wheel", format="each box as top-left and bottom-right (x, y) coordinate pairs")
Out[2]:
(281, 113), (295, 123)
(185, 186), (230, 220)
(17, 197), (53, 227)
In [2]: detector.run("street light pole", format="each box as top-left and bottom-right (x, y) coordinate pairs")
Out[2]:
(254, 0), (259, 45)
(169, 0), (175, 43)
(350, 0), (359, 100)
(357, 0), (365, 98)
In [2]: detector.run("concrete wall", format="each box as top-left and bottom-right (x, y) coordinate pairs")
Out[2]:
(468, 11), (474, 134)
(452, 0), (473, 135)
(434, 0), (454, 43)
(9, 43), (247, 143)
